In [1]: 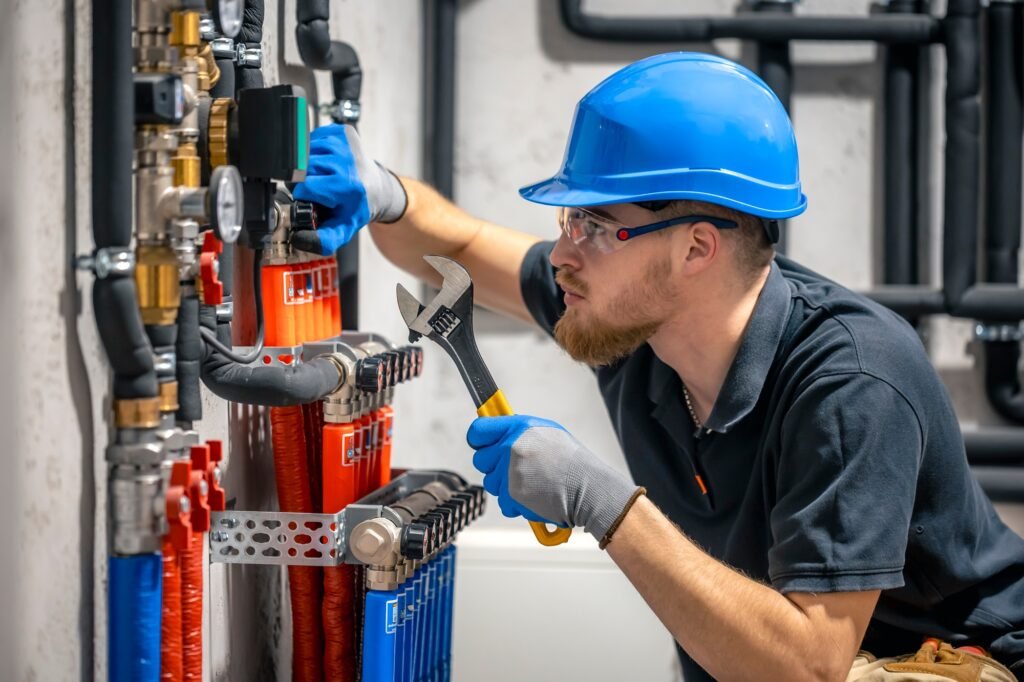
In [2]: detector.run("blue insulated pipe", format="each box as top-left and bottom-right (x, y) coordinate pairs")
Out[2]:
(362, 587), (400, 682)
(108, 554), (162, 682)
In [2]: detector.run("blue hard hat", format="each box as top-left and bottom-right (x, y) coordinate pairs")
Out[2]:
(519, 52), (807, 219)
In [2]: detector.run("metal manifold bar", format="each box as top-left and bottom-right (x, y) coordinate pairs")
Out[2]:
(210, 469), (485, 568)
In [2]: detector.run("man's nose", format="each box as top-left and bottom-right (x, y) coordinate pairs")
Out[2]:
(550, 231), (582, 271)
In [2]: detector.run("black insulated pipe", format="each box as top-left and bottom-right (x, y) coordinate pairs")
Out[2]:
(202, 351), (343, 406)
(200, 306), (342, 405)
(750, 1), (793, 253)
(980, 1), (1024, 423)
(941, 0), (982, 308)
(882, 0), (921, 289)
(558, 0), (942, 45)
(176, 295), (203, 423)
(236, 0), (265, 91)
(751, 1), (793, 113)
(92, 0), (157, 400)
(210, 57), (235, 98)
(964, 429), (1024, 466)
(426, 0), (457, 201)
(972, 467), (1024, 504)
(94, 280), (159, 399)
(295, 0), (362, 104)
(295, 0), (363, 328)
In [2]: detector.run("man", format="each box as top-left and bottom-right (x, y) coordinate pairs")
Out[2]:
(293, 53), (1024, 681)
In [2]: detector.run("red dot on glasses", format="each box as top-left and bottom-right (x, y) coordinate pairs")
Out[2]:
(617, 229), (629, 241)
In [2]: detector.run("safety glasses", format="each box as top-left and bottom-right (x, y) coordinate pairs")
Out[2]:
(556, 206), (739, 253)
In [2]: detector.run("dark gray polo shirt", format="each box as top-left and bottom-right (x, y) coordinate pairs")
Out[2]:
(520, 242), (1024, 680)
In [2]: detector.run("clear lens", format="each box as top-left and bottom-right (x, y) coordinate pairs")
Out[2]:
(557, 207), (620, 253)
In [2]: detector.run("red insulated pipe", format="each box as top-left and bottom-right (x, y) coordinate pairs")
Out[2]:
(160, 539), (183, 682)
(180, 538), (203, 681)
(271, 404), (325, 682)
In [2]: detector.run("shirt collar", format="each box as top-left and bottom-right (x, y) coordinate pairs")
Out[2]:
(646, 261), (793, 434)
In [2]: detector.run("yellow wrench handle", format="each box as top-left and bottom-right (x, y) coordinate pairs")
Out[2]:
(477, 390), (573, 547)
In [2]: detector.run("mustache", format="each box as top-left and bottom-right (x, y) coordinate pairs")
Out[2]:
(555, 269), (589, 296)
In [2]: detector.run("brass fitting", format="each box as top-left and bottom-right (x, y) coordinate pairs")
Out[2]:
(207, 98), (233, 169)
(170, 11), (212, 92)
(158, 381), (180, 413)
(135, 244), (181, 325)
(172, 142), (201, 188)
(115, 397), (162, 429)
(198, 42), (220, 89)
(169, 11), (200, 50)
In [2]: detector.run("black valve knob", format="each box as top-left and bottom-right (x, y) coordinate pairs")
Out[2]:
(421, 510), (451, 544)
(412, 347), (424, 377)
(399, 348), (415, 378)
(375, 353), (394, 389)
(439, 501), (465, 533)
(400, 523), (430, 561)
(135, 72), (184, 125)
(291, 200), (318, 231)
(381, 351), (402, 388)
(451, 491), (477, 521)
(418, 515), (441, 553)
(469, 485), (487, 515)
(354, 357), (384, 393)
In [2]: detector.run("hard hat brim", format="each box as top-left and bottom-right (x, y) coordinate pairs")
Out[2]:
(519, 175), (807, 220)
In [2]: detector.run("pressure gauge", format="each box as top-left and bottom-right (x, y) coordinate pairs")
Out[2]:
(208, 166), (243, 244)
(211, 0), (243, 39)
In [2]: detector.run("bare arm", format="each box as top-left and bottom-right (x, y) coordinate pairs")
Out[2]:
(368, 177), (542, 324)
(606, 496), (879, 682)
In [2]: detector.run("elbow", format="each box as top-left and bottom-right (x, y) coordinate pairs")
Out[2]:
(795, 651), (855, 682)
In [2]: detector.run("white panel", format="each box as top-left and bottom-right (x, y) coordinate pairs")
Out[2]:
(452, 528), (681, 682)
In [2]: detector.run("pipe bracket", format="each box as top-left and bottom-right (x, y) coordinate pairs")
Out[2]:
(209, 469), (473, 568)
(974, 322), (1024, 341)
(76, 247), (136, 279)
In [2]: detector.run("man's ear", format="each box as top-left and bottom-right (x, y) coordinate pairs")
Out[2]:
(679, 221), (720, 275)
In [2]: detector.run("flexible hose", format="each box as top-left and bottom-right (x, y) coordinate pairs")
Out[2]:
(199, 249), (265, 363)
(319, 404), (356, 681)
(109, 554), (162, 682)
(323, 565), (357, 681)
(160, 541), (183, 682)
(271, 405), (324, 681)
(180, 537), (204, 682)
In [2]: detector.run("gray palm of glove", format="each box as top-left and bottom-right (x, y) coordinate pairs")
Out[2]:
(468, 415), (641, 542)
(341, 126), (407, 224)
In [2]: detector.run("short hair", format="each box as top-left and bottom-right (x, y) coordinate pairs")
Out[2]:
(634, 200), (774, 278)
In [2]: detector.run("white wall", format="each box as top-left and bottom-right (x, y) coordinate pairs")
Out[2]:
(1, 0), (1021, 680)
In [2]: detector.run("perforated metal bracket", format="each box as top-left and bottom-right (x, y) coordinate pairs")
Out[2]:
(209, 469), (469, 566)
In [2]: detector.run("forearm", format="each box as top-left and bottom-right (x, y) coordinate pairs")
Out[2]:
(368, 177), (541, 322)
(606, 496), (850, 682)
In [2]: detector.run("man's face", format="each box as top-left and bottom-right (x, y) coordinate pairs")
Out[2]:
(550, 203), (682, 366)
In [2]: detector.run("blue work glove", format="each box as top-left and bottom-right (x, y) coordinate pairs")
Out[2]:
(291, 124), (407, 256)
(468, 415), (644, 543)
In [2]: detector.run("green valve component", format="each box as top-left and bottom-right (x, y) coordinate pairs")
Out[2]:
(295, 96), (308, 173)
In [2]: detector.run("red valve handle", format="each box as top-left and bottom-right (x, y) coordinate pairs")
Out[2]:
(199, 231), (224, 305)
(166, 460), (194, 550)
(188, 444), (212, 532)
(205, 440), (227, 512)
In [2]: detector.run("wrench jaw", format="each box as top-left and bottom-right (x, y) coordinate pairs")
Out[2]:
(394, 258), (500, 409)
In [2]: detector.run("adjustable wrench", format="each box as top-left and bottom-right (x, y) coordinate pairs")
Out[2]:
(396, 255), (572, 547)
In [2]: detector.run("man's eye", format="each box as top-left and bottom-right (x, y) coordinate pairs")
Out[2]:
(582, 220), (604, 239)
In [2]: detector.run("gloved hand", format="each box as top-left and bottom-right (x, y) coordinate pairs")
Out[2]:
(291, 124), (407, 256)
(467, 415), (644, 543)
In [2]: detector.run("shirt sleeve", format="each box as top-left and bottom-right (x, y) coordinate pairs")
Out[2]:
(768, 371), (924, 594)
(518, 240), (565, 338)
